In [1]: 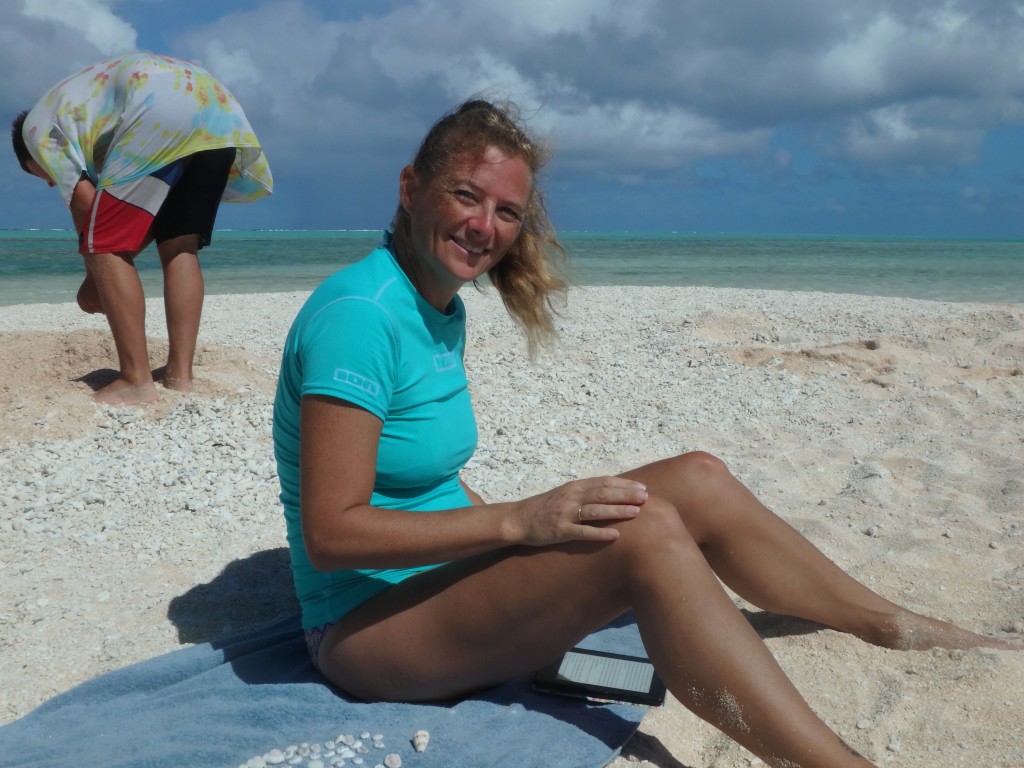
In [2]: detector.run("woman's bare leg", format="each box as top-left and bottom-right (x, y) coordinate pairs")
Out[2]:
(320, 498), (874, 767)
(82, 250), (158, 405)
(157, 235), (203, 393)
(624, 452), (1023, 651)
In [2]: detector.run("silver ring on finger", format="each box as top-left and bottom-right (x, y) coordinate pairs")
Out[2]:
(577, 506), (583, 523)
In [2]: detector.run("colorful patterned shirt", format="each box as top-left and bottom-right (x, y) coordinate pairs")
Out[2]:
(22, 52), (273, 207)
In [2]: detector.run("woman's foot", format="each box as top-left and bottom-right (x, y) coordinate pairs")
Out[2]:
(866, 610), (1024, 651)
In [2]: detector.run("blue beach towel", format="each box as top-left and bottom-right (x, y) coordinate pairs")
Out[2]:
(0, 613), (651, 768)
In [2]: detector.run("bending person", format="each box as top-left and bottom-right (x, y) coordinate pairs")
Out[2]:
(271, 99), (1020, 768)
(12, 52), (273, 405)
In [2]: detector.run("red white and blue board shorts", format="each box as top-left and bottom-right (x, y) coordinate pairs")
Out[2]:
(78, 147), (236, 256)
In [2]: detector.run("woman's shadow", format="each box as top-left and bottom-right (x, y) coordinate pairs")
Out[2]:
(167, 547), (300, 644)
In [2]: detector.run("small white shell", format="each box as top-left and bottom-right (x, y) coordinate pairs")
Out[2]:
(264, 749), (286, 765)
(412, 730), (429, 753)
(384, 754), (402, 768)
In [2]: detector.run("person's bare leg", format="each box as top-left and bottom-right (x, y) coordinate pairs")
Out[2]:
(319, 501), (874, 767)
(625, 452), (1023, 651)
(157, 235), (203, 393)
(76, 260), (103, 314)
(626, 503), (873, 767)
(83, 251), (158, 405)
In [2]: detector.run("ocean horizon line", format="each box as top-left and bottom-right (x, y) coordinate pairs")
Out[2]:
(3, 229), (1022, 306)
(2, 228), (1023, 243)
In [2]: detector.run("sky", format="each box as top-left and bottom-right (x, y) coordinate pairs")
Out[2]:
(2, 0), (1024, 236)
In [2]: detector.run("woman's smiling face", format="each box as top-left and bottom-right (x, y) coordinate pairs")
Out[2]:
(400, 145), (532, 310)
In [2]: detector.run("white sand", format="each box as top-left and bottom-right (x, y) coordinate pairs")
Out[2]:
(1, 286), (1022, 767)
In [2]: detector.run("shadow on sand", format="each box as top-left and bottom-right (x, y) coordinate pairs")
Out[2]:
(167, 547), (300, 644)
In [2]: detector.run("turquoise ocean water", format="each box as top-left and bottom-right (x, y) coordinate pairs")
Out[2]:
(1, 229), (1022, 307)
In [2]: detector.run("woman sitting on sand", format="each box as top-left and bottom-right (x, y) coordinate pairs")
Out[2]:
(271, 99), (1021, 768)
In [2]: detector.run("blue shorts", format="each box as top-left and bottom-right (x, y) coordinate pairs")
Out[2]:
(304, 622), (335, 669)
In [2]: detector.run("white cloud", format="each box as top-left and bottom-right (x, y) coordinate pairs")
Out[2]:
(75, 0), (1015, 183)
(818, 13), (902, 100)
(22, 0), (136, 54)
(358, 0), (1024, 174)
(0, 2), (137, 108)
(5, 0), (1024, 229)
(539, 101), (769, 174)
(196, 42), (260, 91)
(170, 0), (776, 177)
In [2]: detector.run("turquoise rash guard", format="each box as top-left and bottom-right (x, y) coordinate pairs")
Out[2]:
(273, 244), (477, 630)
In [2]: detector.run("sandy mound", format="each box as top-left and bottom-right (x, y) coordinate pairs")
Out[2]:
(0, 328), (279, 441)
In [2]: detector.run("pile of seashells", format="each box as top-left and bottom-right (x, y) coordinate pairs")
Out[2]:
(239, 729), (429, 768)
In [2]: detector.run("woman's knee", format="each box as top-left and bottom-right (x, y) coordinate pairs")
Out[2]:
(669, 450), (732, 484)
(614, 495), (702, 566)
(626, 451), (737, 539)
(647, 452), (736, 513)
(629, 450), (733, 492)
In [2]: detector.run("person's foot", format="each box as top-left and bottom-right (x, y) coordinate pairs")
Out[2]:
(93, 377), (159, 405)
(161, 376), (193, 394)
(157, 363), (193, 394)
(869, 611), (1024, 651)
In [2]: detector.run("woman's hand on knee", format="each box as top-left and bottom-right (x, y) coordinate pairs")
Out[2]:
(510, 476), (647, 546)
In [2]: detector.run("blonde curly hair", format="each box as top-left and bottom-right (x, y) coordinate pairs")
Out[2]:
(390, 99), (566, 353)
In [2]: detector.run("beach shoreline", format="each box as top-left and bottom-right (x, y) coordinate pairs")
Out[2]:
(2, 286), (1022, 766)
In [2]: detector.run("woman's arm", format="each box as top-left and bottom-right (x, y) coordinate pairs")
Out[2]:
(299, 394), (647, 572)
